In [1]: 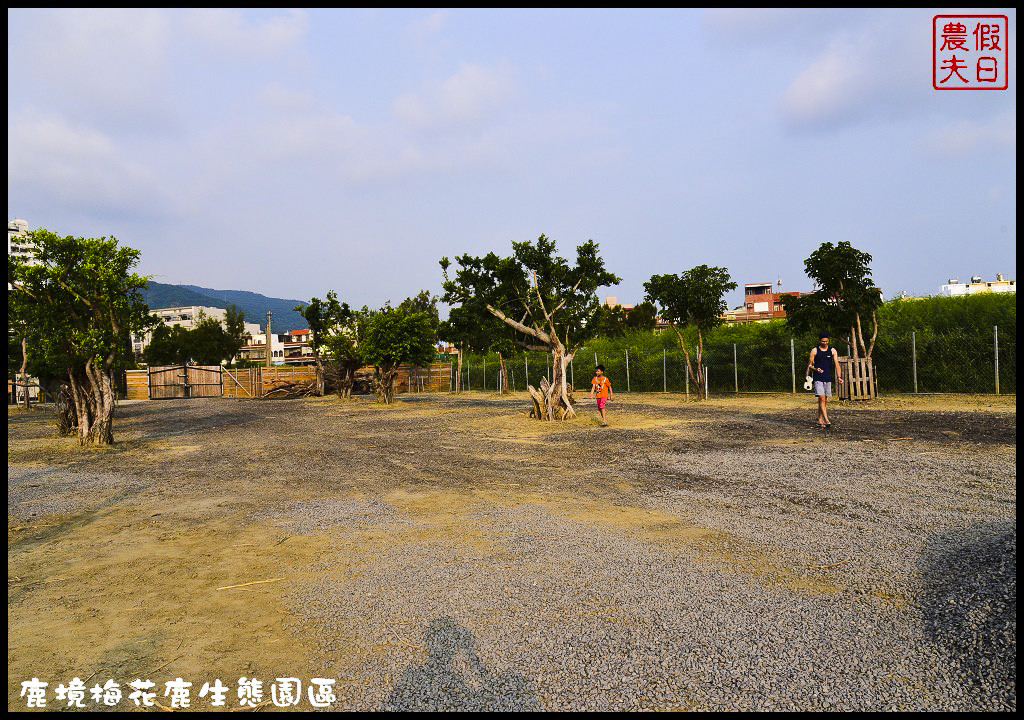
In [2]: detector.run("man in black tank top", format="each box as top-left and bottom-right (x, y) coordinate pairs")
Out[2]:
(806, 332), (843, 427)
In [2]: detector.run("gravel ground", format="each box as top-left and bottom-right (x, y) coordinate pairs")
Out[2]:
(7, 393), (1016, 711)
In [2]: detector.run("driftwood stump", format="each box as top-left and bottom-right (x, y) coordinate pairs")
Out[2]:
(528, 377), (577, 420)
(263, 379), (317, 399)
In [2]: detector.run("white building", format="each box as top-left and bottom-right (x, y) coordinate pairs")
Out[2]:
(8, 218), (35, 290)
(8, 218), (33, 262)
(939, 274), (1015, 297)
(238, 331), (288, 363)
(132, 305), (261, 354)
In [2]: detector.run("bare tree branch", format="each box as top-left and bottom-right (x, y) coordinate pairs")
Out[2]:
(486, 304), (551, 345)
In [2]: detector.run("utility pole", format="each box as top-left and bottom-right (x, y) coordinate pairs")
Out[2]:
(266, 311), (273, 369)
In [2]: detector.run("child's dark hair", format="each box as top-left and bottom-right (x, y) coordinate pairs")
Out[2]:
(595, 364), (605, 372)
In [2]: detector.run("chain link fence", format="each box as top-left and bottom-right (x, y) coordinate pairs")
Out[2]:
(453, 324), (1014, 396)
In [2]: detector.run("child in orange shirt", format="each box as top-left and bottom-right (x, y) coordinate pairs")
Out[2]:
(589, 364), (614, 426)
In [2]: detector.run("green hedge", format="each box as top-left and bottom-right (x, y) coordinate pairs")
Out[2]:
(454, 294), (1015, 395)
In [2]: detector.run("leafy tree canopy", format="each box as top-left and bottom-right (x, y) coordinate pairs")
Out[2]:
(441, 234), (620, 354)
(8, 229), (156, 443)
(644, 264), (736, 400)
(644, 265), (737, 333)
(143, 312), (242, 367)
(782, 241), (883, 358)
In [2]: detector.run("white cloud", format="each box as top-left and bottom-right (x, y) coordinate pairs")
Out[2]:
(781, 38), (874, 127)
(257, 82), (317, 113)
(19, 8), (174, 126)
(249, 83), (366, 160)
(778, 11), (926, 131)
(702, 7), (863, 45)
(409, 10), (448, 39)
(392, 62), (517, 128)
(182, 9), (308, 56)
(8, 111), (168, 215)
(920, 111), (1017, 157)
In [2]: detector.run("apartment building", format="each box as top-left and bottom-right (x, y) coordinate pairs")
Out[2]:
(723, 282), (802, 325)
(939, 274), (1015, 296)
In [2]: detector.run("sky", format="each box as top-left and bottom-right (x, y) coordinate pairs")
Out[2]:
(7, 8), (1017, 313)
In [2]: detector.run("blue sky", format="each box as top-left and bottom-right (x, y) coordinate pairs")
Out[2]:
(7, 8), (1017, 312)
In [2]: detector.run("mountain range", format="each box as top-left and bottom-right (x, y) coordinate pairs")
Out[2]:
(141, 281), (308, 332)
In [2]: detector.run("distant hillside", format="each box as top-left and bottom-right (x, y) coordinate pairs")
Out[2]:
(141, 281), (308, 332)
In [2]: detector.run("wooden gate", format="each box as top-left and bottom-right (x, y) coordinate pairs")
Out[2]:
(148, 365), (223, 399)
(222, 367), (260, 398)
(838, 356), (876, 400)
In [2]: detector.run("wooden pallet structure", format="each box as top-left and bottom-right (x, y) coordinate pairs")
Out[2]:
(838, 356), (876, 400)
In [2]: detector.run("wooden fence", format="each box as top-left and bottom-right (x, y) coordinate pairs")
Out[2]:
(126, 370), (149, 400)
(395, 362), (453, 394)
(223, 367), (318, 398)
(127, 362), (450, 399)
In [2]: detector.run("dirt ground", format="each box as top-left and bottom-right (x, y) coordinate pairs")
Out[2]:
(7, 391), (1017, 711)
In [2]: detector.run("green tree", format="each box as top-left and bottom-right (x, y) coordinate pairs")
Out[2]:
(439, 302), (518, 394)
(782, 241), (883, 367)
(8, 229), (156, 444)
(590, 303), (630, 338)
(223, 304), (247, 366)
(144, 323), (190, 366)
(441, 234), (619, 420)
(189, 313), (232, 365)
(360, 293), (439, 404)
(644, 265), (737, 400)
(321, 305), (370, 399)
(624, 301), (658, 332)
(142, 311), (239, 367)
(438, 306), (476, 393)
(296, 291), (349, 395)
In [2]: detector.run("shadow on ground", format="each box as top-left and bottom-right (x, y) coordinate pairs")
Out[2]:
(382, 617), (540, 711)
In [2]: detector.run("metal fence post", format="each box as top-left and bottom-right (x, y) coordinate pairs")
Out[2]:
(912, 331), (918, 393)
(663, 349), (667, 393)
(483, 357), (487, 392)
(705, 365), (709, 399)
(524, 354), (529, 389)
(733, 343), (738, 393)
(994, 325), (1000, 395)
(790, 338), (796, 393)
(625, 350), (630, 392)
(570, 358), (574, 389)
(685, 364), (689, 399)
(466, 359), (470, 391)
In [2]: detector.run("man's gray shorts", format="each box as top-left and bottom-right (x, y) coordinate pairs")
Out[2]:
(814, 381), (832, 397)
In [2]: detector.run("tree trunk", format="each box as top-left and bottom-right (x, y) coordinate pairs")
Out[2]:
(314, 356), (325, 396)
(527, 346), (576, 420)
(671, 323), (704, 400)
(65, 363), (116, 445)
(374, 364), (399, 404)
(695, 326), (707, 400)
(56, 383), (76, 436)
(83, 362), (115, 445)
(20, 337), (29, 410)
(342, 365), (353, 399)
(456, 347), (463, 393)
(498, 352), (509, 394)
